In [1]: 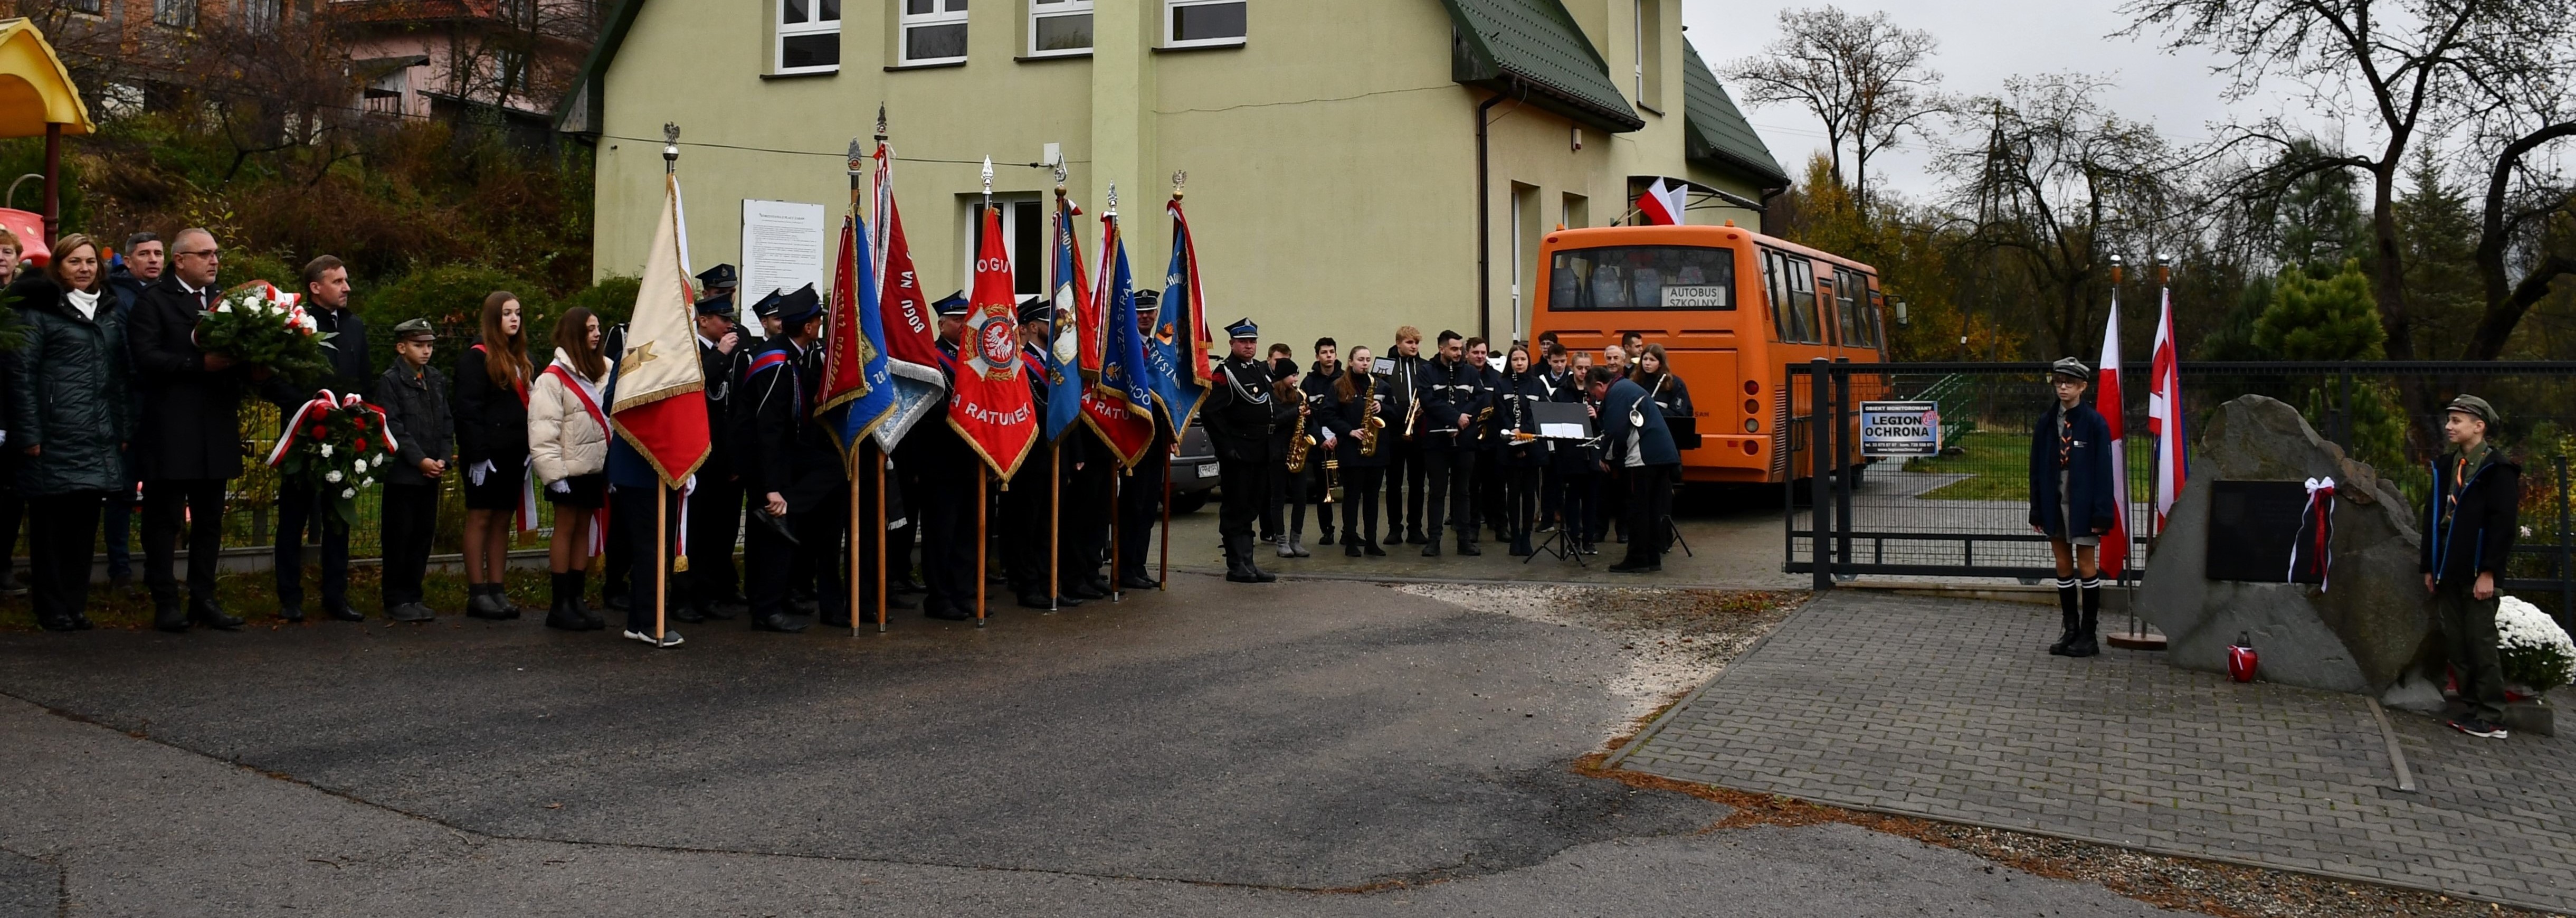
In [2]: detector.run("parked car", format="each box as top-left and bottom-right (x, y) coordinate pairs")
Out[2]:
(1169, 418), (1218, 514)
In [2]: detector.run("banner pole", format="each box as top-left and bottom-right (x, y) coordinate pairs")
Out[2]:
(976, 470), (988, 626)
(876, 449), (889, 632)
(850, 449), (863, 637)
(654, 485), (668, 642)
(1111, 467), (1123, 602)
(1048, 440), (1061, 613)
(1159, 449), (1171, 590)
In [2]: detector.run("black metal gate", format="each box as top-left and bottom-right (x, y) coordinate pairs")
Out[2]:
(1784, 359), (2576, 627)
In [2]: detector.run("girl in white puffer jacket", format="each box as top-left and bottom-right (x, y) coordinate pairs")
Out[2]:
(527, 307), (612, 629)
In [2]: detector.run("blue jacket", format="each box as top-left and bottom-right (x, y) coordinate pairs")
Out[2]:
(2423, 447), (2519, 582)
(1598, 378), (1679, 467)
(2027, 402), (2118, 537)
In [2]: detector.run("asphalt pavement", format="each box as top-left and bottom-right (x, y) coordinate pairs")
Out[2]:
(0, 554), (2181, 915)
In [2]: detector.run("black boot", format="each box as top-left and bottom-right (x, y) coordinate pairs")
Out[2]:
(1511, 533), (1531, 557)
(189, 597), (243, 631)
(1456, 533), (1481, 556)
(546, 573), (587, 630)
(1247, 544), (1277, 583)
(2066, 579), (2102, 657)
(1225, 535), (1260, 583)
(2048, 578), (2078, 655)
(467, 584), (508, 620)
(1345, 538), (1364, 557)
(154, 597), (189, 633)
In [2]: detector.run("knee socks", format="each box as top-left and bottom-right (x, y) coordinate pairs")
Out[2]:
(2055, 578), (2079, 631)
(2078, 577), (2102, 633)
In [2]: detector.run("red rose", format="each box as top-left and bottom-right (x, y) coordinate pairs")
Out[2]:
(354, 438), (369, 452)
(309, 425), (327, 439)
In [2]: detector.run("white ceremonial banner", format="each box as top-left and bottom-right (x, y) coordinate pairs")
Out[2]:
(740, 199), (829, 333)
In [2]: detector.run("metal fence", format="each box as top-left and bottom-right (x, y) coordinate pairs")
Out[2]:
(1784, 360), (2576, 628)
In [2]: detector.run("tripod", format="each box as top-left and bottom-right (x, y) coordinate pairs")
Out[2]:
(1526, 517), (1587, 566)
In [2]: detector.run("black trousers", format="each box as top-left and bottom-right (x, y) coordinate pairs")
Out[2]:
(1002, 453), (1059, 593)
(1504, 466), (1539, 540)
(379, 482), (439, 607)
(1561, 471), (1600, 546)
(1539, 467), (1564, 530)
(1117, 457), (1167, 581)
(1062, 450), (1113, 587)
(1217, 455), (1268, 551)
(1604, 468), (1629, 540)
(1476, 450), (1507, 536)
(915, 461), (979, 617)
(890, 457), (924, 589)
(1262, 462), (1287, 541)
(609, 485), (681, 633)
(1621, 464), (1675, 567)
(1385, 439), (1424, 537)
(141, 479), (227, 607)
(602, 496), (633, 602)
(1422, 449), (1477, 542)
(749, 499), (847, 619)
(1339, 466), (1383, 542)
(1283, 462), (1313, 536)
(687, 469), (744, 603)
(274, 481), (350, 609)
(27, 491), (104, 622)
(0, 488), (22, 585)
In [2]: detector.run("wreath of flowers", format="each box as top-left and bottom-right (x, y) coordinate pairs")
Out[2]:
(265, 392), (398, 528)
(195, 280), (332, 390)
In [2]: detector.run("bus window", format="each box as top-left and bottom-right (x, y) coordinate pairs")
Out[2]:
(1761, 251), (1820, 344)
(1548, 245), (1735, 310)
(1833, 269), (1862, 348)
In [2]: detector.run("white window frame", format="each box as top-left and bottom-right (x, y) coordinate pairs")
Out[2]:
(1163, 0), (1246, 49)
(901, 0), (971, 67)
(963, 195), (1048, 300)
(776, 0), (842, 75)
(1028, 0), (1095, 57)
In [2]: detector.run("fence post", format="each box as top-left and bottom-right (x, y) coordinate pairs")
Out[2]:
(1811, 358), (1832, 591)
(1833, 357), (1852, 575)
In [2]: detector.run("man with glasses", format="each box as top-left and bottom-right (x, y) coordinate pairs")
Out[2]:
(127, 228), (249, 632)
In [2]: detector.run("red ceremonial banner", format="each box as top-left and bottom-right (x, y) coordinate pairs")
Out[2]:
(1078, 386), (1156, 468)
(946, 206), (1039, 479)
(875, 174), (940, 372)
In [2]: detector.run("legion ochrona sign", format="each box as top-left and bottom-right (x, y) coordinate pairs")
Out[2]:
(1859, 401), (1942, 458)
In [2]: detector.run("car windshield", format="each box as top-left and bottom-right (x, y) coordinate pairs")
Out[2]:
(1548, 245), (1734, 311)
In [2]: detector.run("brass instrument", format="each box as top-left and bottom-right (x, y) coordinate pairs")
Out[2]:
(1286, 392), (1315, 474)
(1322, 457), (1339, 503)
(1358, 373), (1386, 457)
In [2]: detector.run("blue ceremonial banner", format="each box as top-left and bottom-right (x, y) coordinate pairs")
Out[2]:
(1097, 217), (1155, 415)
(825, 210), (898, 457)
(1043, 197), (1087, 440)
(1147, 205), (1210, 430)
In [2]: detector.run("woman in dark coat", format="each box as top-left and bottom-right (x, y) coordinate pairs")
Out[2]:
(8, 235), (132, 630)
(451, 291), (533, 618)
(2027, 358), (2118, 658)
(1328, 345), (1390, 557)
(1497, 345), (1552, 556)
(1633, 344), (1693, 420)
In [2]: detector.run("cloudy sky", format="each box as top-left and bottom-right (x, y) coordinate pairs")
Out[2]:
(1678, 0), (2315, 202)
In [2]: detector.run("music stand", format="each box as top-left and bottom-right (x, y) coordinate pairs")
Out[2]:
(1524, 403), (1596, 566)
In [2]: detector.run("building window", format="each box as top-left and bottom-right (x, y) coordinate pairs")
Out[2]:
(154, 0), (197, 29)
(243, 0), (280, 32)
(1029, 0), (1093, 56)
(778, 0), (842, 73)
(64, 0), (102, 15)
(1164, 0), (1244, 48)
(902, 0), (970, 66)
(967, 197), (1047, 298)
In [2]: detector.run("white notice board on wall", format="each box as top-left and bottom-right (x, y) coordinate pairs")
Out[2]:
(739, 199), (828, 331)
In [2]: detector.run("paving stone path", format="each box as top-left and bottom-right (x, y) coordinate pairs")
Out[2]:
(1613, 590), (2576, 913)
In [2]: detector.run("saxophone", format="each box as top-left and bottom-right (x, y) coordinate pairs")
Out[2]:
(1359, 373), (1386, 457)
(1286, 391), (1315, 474)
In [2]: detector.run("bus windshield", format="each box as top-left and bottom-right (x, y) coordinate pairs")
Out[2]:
(1548, 245), (1735, 311)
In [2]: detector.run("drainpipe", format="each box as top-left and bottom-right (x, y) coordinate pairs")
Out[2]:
(1474, 87), (1513, 344)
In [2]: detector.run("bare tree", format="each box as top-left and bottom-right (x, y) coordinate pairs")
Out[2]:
(1723, 5), (1947, 215)
(2124, 0), (2576, 360)
(436, 0), (603, 115)
(1938, 73), (2181, 355)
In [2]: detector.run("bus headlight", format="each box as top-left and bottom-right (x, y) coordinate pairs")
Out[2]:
(1744, 418), (1758, 433)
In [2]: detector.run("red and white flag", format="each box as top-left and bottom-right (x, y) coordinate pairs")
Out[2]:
(946, 194), (1039, 479)
(2095, 294), (2130, 578)
(2146, 281), (2185, 526)
(1635, 178), (1685, 226)
(608, 172), (712, 488)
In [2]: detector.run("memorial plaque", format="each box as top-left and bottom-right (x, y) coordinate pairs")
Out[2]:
(2205, 480), (2321, 583)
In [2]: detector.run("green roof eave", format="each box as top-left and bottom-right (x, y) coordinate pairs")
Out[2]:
(554, 0), (645, 136)
(1680, 40), (1788, 188)
(1438, 0), (1644, 134)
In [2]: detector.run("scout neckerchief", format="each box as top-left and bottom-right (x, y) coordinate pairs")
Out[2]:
(2057, 402), (2074, 469)
(2447, 442), (2491, 520)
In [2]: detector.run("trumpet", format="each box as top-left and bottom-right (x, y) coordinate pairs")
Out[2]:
(1322, 457), (1340, 503)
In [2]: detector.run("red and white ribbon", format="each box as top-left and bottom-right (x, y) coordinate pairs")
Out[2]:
(2287, 476), (2336, 590)
(265, 390), (398, 467)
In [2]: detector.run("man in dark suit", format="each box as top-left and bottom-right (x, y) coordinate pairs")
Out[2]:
(268, 255), (370, 623)
(127, 228), (250, 631)
(1589, 365), (1680, 573)
(683, 290), (746, 621)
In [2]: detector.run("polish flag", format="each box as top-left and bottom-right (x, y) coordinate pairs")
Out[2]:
(2146, 283), (2185, 527)
(2095, 295), (2130, 579)
(1635, 178), (1685, 226)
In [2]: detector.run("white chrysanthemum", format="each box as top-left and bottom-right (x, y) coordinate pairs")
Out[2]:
(324, 470), (343, 483)
(2498, 595), (2576, 693)
(214, 302), (231, 313)
(318, 443), (333, 458)
(370, 454), (385, 467)
(340, 487), (357, 499)
(354, 461), (368, 476)
(360, 478), (375, 488)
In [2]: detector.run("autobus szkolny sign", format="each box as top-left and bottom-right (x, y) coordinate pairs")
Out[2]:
(1859, 401), (1941, 458)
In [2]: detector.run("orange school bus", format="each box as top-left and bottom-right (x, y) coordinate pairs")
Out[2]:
(1529, 223), (1886, 485)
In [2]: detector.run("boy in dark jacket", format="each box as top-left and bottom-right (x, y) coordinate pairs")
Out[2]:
(2423, 394), (2518, 739)
(372, 319), (453, 623)
(2029, 357), (2117, 658)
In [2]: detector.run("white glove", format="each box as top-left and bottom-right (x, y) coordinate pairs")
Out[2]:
(468, 460), (495, 486)
(0, 430), (9, 447)
(547, 479), (569, 495)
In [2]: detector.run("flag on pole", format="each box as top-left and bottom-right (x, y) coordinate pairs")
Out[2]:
(867, 137), (948, 450)
(1635, 178), (1685, 226)
(1087, 202), (1158, 466)
(609, 172), (713, 487)
(820, 203), (896, 456)
(947, 196), (1039, 479)
(2147, 281), (2185, 526)
(2094, 292), (2131, 578)
(1042, 195), (1088, 440)
(1146, 196), (1214, 428)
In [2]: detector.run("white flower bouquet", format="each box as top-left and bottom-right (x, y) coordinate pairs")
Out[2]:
(2498, 595), (2575, 695)
(194, 280), (332, 389)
